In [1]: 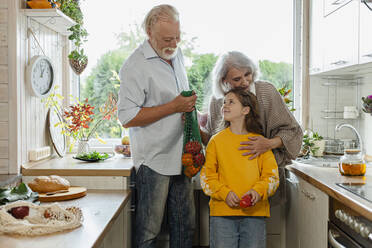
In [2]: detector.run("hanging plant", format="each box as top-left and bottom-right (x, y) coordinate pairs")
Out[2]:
(57, 0), (88, 75)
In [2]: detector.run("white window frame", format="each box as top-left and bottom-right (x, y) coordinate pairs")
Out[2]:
(293, 0), (305, 125)
(83, 0), (305, 152)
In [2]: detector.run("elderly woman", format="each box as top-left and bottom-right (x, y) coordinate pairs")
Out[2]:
(200, 51), (303, 203)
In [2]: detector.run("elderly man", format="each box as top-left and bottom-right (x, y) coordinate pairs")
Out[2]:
(117, 4), (197, 248)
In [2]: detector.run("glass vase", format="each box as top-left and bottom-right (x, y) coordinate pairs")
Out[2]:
(77, 139), (90, 155)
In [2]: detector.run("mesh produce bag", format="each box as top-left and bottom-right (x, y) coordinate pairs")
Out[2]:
(181, 90), (205, 178)
(0, 200), (83, 236)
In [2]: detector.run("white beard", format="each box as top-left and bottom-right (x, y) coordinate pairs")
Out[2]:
(150, 37), (179, 60)
(159, 47), (178, 60)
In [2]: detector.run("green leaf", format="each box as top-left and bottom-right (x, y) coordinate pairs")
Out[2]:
(10, 182), (28, 194)
(0, 183), (38, 205)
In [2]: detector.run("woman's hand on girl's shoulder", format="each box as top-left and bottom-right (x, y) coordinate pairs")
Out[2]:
(239, 135), (271, 159)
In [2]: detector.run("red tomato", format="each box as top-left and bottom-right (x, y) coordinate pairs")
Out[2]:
(239, 195), (252, 208)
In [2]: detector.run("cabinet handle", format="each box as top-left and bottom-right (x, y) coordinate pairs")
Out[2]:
(129, 205), (135, 212)
(328, 229), (347, 248)
(330, 60), (347, 66)
(362, 53), (372, 58)
(301, 189), (316, 200)
(307, 193), (316, 200)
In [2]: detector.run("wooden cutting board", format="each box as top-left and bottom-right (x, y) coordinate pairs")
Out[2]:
(38, 186), (87, 202)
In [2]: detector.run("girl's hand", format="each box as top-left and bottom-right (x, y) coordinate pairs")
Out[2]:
(239, 136), (271, 159)
(225, 191), (240, 208)
(242, 189), (261, 206)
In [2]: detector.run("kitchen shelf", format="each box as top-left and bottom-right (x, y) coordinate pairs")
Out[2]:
(322, 116), (344, 119)
(321, 110), (343, 113)
(22, 9), (76, 36)
(321, 116), (359, 120)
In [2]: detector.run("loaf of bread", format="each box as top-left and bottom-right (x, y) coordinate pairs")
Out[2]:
(28, 175), (70, 193)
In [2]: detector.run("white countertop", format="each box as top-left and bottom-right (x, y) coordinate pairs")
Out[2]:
(287, 162), (372, 221)
(0, 189), (131, 248)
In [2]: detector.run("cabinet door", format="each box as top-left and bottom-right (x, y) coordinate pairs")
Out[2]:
(323, 0), (359, 71)
(309, 0), (325, 74)
(298, 178), (328, 248)
(359, 2), (372, 64)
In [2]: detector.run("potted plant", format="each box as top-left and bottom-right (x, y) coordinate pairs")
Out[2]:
(361, 94), (372, 115)
(302, 131), (324, 157)
(278, 86), (295, 112)
(43, 87), (118, 153)
(57, 0), (88, 75)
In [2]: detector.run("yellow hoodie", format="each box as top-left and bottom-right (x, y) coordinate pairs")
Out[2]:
(200, 128), (279, 217)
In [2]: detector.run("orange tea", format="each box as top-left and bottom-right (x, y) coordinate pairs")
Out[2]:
(338, 163), (366, 176)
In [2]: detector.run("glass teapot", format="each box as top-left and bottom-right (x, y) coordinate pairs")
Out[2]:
(338, 149), (366, 176)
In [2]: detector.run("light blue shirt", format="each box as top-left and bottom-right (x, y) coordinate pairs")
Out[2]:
(117, 40), (189, 175)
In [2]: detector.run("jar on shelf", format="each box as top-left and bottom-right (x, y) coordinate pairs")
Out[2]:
(338, 149), (366, 176)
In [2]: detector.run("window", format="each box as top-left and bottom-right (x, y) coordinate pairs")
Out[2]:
(79, 0), (296, 149)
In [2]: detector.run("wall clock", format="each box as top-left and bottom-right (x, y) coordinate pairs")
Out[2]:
(26, 55), (56, 98)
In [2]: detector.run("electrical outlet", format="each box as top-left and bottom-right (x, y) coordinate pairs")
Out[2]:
(29, 146), (51, 161)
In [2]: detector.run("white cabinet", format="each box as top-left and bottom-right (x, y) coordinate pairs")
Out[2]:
(285, 171), (328, 248)
(22, 9), (76, 36)
(298, 177), (328, 248)
(322, 0), (359, 71)
(359, 2), (372, 64)
(309, 0), (325, 74)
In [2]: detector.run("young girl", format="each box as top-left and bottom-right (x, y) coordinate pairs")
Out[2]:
(200, 88), (279, 248)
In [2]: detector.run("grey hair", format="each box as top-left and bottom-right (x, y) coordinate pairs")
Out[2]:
(142, 4), (179, 36)
(212, 51), (258, 98)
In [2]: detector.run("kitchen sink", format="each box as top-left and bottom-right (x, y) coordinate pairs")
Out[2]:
(293, 155), (340, 168)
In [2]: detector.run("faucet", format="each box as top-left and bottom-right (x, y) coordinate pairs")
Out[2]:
(335, 123), (364, 153)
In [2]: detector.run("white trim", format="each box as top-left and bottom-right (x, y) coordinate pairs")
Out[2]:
(66, 138), (121, 154)
(293, 0), (308, 126)
(8, 0), (21, 174)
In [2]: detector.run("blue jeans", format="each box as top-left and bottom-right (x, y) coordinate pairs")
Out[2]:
(210, 216), (266, 248)
(135, 165), (195, 248)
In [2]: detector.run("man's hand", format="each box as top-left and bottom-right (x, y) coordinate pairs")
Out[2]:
(242, 189), (261, 206)
(225, 191), (240, 208)
(172, 93), (197, 113)
(239, 136), (271, 159)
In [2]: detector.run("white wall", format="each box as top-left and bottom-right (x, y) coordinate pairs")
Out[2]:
(0, 0), (9, 173)
(0, 0), (75, 174)
(309, 72), (372, 155)
(359, 73), (372, 155)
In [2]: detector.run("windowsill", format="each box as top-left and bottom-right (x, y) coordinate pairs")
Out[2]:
(21, 154), (134, 177)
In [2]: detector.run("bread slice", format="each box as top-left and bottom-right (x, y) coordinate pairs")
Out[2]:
(28, 175), (70, 193)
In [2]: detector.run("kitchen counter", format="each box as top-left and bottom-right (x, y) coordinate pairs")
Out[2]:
(21, 154), (134, 177)
(287, 162), (372, 221)
(0, 189), (131, 248)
